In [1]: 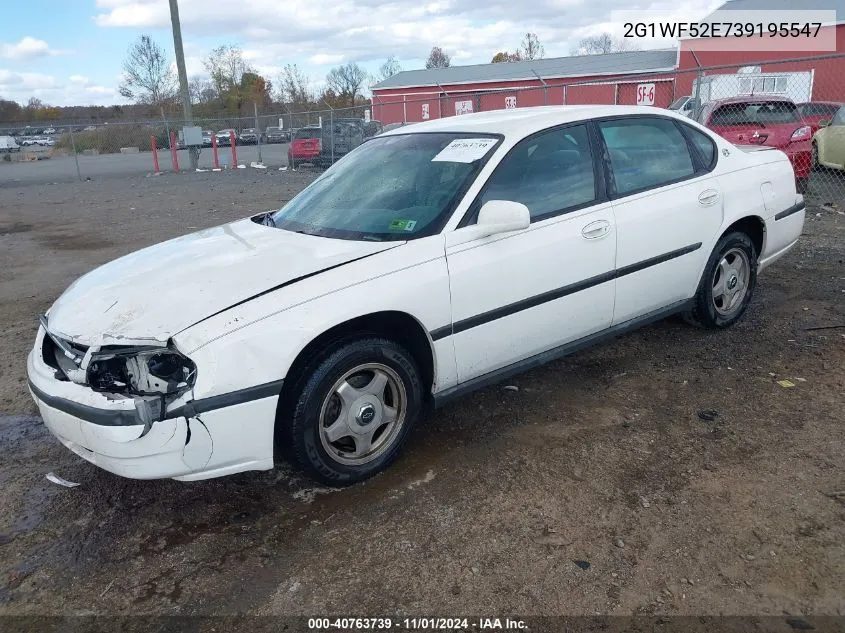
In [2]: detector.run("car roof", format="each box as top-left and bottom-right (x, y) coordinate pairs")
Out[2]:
(378, 105), (693, 138)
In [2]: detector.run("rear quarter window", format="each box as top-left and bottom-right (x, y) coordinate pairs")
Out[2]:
(680, 124), (717, 170)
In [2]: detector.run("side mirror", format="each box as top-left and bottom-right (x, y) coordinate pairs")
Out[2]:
(818, 119), (830, 127)
(447, 200), (530, 247)
(477, 200), (531, 233)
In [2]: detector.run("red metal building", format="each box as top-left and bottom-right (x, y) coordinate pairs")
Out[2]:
(371, 0), (844, 125)
(371, 49), (679, 125)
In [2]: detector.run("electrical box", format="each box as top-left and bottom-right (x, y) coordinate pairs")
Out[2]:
(180, 126), (203, 147)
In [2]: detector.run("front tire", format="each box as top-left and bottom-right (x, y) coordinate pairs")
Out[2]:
(685, 231), (758, 329)
(279, 337), (423, 486)
(811, 142), (820, 171)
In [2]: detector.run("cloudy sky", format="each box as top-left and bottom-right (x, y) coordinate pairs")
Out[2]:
(0, 0), (723, 106)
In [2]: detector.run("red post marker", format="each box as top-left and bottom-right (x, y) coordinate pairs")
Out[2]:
(211, 133), (220, 169)
(229, 130), (238, 167)
(150, 136), (160, 173)
(169, 131), (180, 173)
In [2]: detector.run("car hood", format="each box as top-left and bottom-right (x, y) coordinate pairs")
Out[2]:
(46, 218), (402, 347)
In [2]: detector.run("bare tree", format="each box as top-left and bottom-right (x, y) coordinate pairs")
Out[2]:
(571, 33), (639, 55)
(188, 76), (216, 104)
(519, 33), (545, 60)
(279, 64), (313, 108)
(203, 45), (253, 96)
(325, 62), (368, 107)
(425, 46), (451, 69)
(378, 56), (402, 81)
(118, 35), (176, 105)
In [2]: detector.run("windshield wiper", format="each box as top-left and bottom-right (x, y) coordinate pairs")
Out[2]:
(261, 212), (277, 228)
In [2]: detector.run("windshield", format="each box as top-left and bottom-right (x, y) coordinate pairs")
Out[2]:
(270, 132), (501, 241)
(710, 101), (799, 126)
(266, 126), (280, 133)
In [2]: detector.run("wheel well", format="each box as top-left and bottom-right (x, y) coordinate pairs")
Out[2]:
(277, 311), (436, 415)
(723, 216), (765, 257)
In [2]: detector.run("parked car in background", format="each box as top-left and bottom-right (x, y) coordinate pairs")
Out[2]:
(288, 126), (322, 167)
(0, 135), (20, 152)
(20, 137), (40, 147)
(265, 126), (290, 143)
(28, 105), (805, 486)
(215, 129), (237, 146)
(37, 137), (55, 147)
(42, 127), (57, 135)
(319, 118), (365, 165)
(364, 120), (383, 138)
(811, 104), (845, 171)
(797, 101), (843, 134)
(378, 122), (410, 135)
(202, 130), (214, 146)
(668, 96), (700, 118)
(699, 96), (811, 189)
(239, 128), (260, 145)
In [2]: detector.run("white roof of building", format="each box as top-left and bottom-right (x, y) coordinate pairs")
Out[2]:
(379, 105), (687, 138)
(372, 49), (678, 91)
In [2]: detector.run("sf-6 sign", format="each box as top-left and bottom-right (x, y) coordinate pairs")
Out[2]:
(636, 83), (656, 106)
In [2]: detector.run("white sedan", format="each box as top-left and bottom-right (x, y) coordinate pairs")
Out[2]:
(28, 106), (805, 485)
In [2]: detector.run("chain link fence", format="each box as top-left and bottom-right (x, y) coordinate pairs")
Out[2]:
(2, 53), (844, 203)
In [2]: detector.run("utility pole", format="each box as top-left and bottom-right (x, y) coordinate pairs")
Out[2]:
(168, 0), (198, 169)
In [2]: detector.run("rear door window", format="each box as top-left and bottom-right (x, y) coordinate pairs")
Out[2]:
(599, 117), (695, 196)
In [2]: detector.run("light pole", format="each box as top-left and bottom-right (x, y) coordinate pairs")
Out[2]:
(168, 0), (198, 169)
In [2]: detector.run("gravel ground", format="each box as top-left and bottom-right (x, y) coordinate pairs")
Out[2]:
(0, 168), (843, 619)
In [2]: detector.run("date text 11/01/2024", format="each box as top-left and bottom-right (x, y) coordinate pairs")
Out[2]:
(307, 618), (528, 630)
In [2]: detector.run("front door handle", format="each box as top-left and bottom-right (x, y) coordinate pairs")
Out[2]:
(581, 219), (610, 239)
(698, 189), (720, 206)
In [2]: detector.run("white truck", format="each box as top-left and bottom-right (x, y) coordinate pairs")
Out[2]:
(0, 135), (20, 152)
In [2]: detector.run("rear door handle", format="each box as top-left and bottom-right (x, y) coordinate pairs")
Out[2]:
(581, 219), (610, 239)
(698, 189), (720, 206)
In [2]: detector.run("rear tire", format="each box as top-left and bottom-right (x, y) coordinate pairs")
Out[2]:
(684, 231), (758, 329)
(278, 337), (423, 486)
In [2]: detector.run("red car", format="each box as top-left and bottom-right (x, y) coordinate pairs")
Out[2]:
(797, 101), (844, 134)
(287, 127), (322, 167)
(699, 96), (812, 185)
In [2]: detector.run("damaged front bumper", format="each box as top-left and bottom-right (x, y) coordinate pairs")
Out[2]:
(27, 327), (281, 481)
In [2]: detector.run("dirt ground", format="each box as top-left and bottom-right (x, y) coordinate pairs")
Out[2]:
(0, 168), (843, 620)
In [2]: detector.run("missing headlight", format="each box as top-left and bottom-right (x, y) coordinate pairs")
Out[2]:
(87, 347), (196, 396)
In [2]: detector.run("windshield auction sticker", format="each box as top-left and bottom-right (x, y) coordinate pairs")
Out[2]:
(432, 138), (498, 163)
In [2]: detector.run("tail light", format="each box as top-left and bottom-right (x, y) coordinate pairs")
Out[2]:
(317, 138), (322, 151)
(791, 126), (811, 142)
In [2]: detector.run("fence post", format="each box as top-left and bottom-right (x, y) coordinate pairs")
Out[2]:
(254, 102), (262, 165)
(150, 135), (160, 173)
(169, 131), (180, 173)
(229, 130), (238, 166)
(211, 133), (220, 169)
(68, 127), (82, 181)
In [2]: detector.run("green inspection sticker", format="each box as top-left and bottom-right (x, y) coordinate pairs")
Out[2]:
(388, 219), (418, 231)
